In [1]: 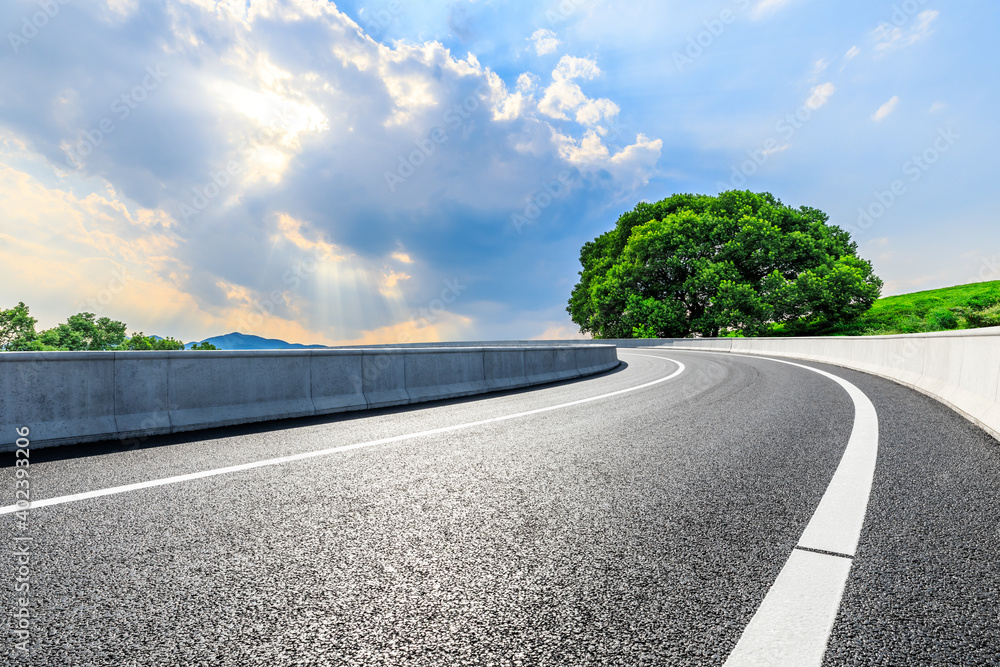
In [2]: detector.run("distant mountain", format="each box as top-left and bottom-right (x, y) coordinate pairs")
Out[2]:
(186, 332), (328, 351)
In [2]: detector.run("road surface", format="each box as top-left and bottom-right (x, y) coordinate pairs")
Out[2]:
(3, 350), (999, 665)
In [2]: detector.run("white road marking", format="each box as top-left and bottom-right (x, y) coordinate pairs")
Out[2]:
(629, 349), (879, 667)
(0, 357), (684, 516)
(724, 549), (855, 666)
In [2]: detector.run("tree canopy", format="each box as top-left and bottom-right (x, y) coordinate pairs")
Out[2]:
(568, 191), (883, 338)
(0, 303), (217, 351)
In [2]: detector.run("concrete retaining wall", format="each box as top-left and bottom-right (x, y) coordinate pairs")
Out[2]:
(0, 346), (619, 450)
(601, 330), (1000, 442)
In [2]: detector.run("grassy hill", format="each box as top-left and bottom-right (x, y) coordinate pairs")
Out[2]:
(827, 280), (1000, 336)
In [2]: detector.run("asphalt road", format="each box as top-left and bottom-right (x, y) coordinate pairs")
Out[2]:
(3, 350), (999, 666)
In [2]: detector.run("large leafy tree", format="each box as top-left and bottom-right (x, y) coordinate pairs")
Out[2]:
(568, 191), (883, 338)
(0, 302), (40, 350)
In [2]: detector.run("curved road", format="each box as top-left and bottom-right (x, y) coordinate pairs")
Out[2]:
(3, 350), (999, 665)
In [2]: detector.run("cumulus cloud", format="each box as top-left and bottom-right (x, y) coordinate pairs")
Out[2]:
(0, 0), (661, 343)
(530, 28), (560, 56)
(538, 56), (620, 127)
(872, 95), (900, 121)
(552, 130), (662, 190)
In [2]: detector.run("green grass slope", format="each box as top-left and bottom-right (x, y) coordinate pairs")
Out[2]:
(828, 280), (1000, 336)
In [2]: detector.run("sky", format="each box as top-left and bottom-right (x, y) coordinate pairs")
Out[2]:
(1, 0), (997, 345)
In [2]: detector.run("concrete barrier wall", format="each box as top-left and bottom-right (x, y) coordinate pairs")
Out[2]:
(316, 332), (1000, 440)
(0, 345), (619, 450)
(599, 330), (1000, 442)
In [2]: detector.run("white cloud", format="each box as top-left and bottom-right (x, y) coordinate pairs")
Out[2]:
(530, 28), (560, 56)
(104, 0), (139, 22)
(808, 58), (828, 82)
(538, 56), (619, 127)
(753, 0), (795, 19)
(516, 72), (540, 94)
(538, 79), (588, 120)
(874, 10), (939, 54)
(552, 55), (602, 82)
(929, 101), (947, 113)
(575, 98), (620, 126)
(552, 131), (662, 189)
(0, 0), (662, 343)
(844, 45), (861, 61)
(805, 82), (836, 110)
(872, 95), (900, 122)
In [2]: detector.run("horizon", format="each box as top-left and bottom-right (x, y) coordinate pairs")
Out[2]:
(2, 0), (997, 345)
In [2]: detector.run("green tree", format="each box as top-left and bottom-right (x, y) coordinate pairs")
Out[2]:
(122, 333), (186, 351)
(1, 302), (222, 352)
(568, 191), (883, 338)
(0, 302), (40, 350)
(37, 313), (129, 351)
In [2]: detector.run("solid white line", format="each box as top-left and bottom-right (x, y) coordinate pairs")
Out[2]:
(723, 549), (854, 666)
(627, 349), (879, 667)
(0, 357), (685, 516)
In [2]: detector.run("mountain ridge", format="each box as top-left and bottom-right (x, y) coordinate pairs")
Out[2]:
(186, 332), (329, 351)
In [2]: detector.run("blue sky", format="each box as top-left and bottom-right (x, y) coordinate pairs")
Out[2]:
(1, 0), (996, 344)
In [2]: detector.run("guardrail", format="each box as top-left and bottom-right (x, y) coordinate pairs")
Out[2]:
(598, 329), (1000, 442)
(0, 345), (619, 451)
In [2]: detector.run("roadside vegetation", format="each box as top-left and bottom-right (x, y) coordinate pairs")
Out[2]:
(568, 191), (883, 338)
(568, 190), (1000, 339)
(798, 281), (1000, 337)
(0, 302), (217, 351)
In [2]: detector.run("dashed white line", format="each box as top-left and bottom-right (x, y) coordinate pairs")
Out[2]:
(0, 356), (684, 516)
